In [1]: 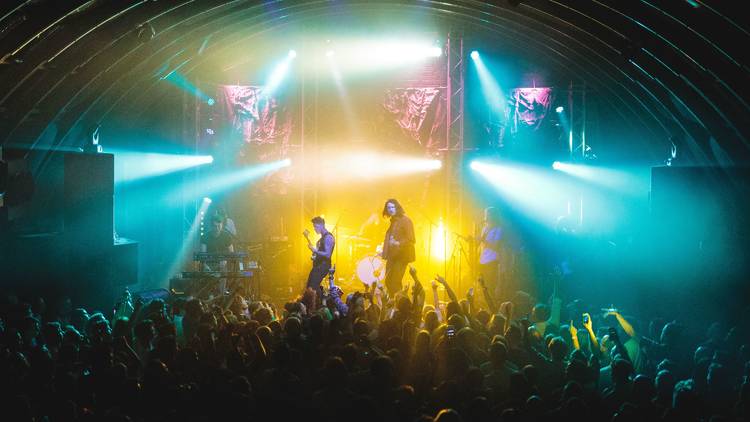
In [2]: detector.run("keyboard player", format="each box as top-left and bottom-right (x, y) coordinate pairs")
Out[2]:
(201, 214), (235, 254)
(200, 214), (236, 295)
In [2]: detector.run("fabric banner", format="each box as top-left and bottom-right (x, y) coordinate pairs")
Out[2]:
(216, 85), (293, 162)
(214, 85), (294, 192)
(381, 87), (445, 151)
(510, 87), (554, 135)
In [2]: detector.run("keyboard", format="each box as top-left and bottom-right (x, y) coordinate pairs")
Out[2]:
(193, 252), (248, 261)
(181, 271), (254, 279)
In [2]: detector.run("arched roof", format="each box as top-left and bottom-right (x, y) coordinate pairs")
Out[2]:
(1, 0), (747, 164)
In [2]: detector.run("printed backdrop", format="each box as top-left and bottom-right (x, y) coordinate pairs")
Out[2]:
(381, 87), (446, 152)
(214, 85), (294, 193)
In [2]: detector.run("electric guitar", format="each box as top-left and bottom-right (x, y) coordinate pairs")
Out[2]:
(303, 229), (316, 261)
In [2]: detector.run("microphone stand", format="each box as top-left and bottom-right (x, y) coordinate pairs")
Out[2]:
(333, 214), (343, 271)
(417, 211), (441, 276)
(449, 232), (474, 294)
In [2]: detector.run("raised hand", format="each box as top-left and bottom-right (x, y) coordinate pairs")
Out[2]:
(435, 274), (446, 285)
(431, 279), (439, 290)
(501, 301), (513, 319)
(582, 313), (593, 331)
(411, 280), (423, 297)
(408, 265), (417, 279)
(604, 310), (619, 319)
(569, 320), (578, 338)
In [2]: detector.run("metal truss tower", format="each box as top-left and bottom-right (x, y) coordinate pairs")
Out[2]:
(445, 30), (470, 288)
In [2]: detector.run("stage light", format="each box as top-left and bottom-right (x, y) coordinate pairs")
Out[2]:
(370, 155), (443, 177)
(165, 194), (214, 286)
(547, 162), (648, 194)
(325, 39), (445, 74)
(430, 219), (448, 261)
(471, 160), (575, 227)
(288, 49), (297, 59)
(167, 157), (292, 204)
(207, 98), (215, 106)
(263, 52), (296, 96)
(471, 52), (508, 119)
(109, 148), (215, 184)
(472, 159), (650, 235)
(556, 106), (564, 113)
(310, 151), (442, 182)
(162, 70), (213, 103)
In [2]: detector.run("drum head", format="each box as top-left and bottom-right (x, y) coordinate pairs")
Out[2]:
(356, 254), (385, 286)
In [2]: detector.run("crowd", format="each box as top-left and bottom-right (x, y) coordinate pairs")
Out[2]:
(1, 266), (748, 422)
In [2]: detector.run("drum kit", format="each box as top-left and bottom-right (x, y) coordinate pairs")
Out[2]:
(341, 233), (385, 287)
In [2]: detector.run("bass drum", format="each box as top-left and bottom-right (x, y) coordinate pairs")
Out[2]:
(356, 254), (386, 286)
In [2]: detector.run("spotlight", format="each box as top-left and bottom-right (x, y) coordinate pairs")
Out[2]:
(555, 106), (564, 113)
(470, 51), (479, 60)
(263, 52), (296, 95)
(281, 158), (292, 167)
(203, 197), (212, 204)
(288, 49), (297, 59)
(427, 46), (442, 57)
(470, 160), (481, 170)
(319, 152), (442, 181)
(207, 98), (215, 106)
(325, 50), (335, 58)
(110, 149), (214, 183)
(552, 161), (563, 170)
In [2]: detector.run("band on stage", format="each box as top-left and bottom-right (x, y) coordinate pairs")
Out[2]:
(196, 198), (517, 302)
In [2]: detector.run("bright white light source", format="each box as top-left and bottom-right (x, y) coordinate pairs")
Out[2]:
(470, 51), (479, 60)
(428, 46), (442, 57)
(263, 52), (297, 95)
(111, 149), (215, 184)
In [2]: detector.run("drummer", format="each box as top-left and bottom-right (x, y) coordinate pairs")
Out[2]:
(357, 211), (382, 242)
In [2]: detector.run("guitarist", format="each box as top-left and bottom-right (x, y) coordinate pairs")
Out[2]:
(381, 198), (416, 295)
(303, 216), (335, 297)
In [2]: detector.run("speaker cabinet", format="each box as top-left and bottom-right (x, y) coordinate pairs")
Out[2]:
(63, 152), (114, 253)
